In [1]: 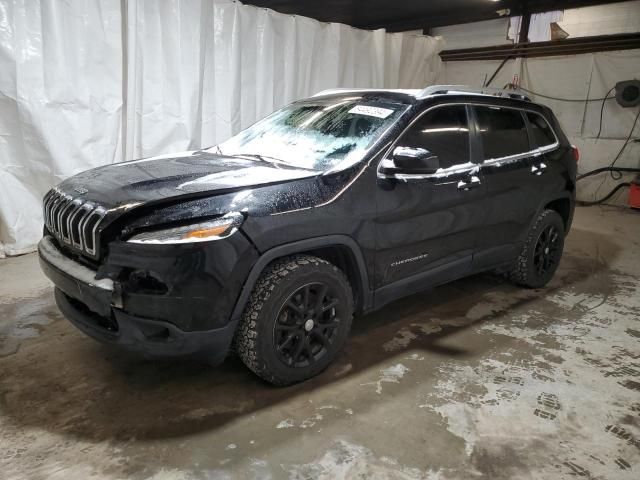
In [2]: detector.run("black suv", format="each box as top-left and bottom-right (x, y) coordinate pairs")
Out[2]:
(39, 85), (577, 385)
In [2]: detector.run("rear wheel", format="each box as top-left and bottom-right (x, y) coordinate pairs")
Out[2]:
(507, 209), (565, 288)
(235, 255), (353, 386)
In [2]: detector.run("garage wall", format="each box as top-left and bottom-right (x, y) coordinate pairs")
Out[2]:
(558, 0), (640, 37)
(0, 0), (442, 257)
(434, 1), (640, 46)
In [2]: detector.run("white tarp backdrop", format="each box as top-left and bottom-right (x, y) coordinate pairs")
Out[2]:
(0, 0), (124, 257)
(0, 0), (443, 257)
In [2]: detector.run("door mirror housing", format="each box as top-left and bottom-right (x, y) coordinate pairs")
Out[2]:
(382, 146), (441, 175)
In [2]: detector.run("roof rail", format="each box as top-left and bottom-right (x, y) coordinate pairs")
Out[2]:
(312, 88), (370, 97)
(418, 84), (531, 102)
(311, 88), (421, 98)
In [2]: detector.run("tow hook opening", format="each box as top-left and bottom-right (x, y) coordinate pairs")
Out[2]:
(138, 324), (172, 342)
(126, 270), (169, 295)
(65, 292), (120, 333)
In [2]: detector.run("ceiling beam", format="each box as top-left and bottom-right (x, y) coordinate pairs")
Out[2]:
(439, 32), (640, 61)
(359, 0), (633, 31)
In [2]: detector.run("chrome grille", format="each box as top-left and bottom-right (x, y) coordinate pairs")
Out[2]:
(43, 188), (107, 259)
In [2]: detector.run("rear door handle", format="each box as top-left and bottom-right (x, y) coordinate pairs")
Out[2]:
(457, 175), (481, 191)
(531, 162), (547, 175)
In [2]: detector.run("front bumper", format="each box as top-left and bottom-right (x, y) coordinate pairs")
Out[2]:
(38, 236), (237, 363)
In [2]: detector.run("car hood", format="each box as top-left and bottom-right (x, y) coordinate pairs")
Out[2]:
(56, 150), (320, 210)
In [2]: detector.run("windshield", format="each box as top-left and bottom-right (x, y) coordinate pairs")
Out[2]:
(215, 97), (407, 171)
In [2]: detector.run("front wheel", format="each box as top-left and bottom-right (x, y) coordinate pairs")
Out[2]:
(507, 209), (565, 288)
(235, 255), (353, 386)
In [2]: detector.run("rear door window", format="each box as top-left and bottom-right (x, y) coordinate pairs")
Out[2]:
(526, 112), (556, 148)
(474, 106), (530, 160)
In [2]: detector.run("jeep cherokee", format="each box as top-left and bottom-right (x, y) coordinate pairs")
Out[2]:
(38, 85), (577, 385)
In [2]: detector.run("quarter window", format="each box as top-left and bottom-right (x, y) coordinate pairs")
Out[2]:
(475, 106), (529, 160)
(396, 105), (471, 169)
(526, 112), (556, 148)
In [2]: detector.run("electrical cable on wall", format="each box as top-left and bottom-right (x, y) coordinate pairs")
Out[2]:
(577, 166), (640, 181)
(595, 86), (616, 140)
(577, 107), (639, 205)
(606, 107), (640, 180)
(504, 83), (616, 103)
(504, 84), (618, 145)
(577, 183), (632, 206)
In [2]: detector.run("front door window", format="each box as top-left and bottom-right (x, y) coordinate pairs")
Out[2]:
(396, 105), (471, 169)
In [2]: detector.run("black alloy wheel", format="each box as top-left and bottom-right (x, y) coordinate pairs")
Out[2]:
(533, 225), (561, 277)
(236, 255), (353, 386)
(273, 282), (341, 368)
(507, 209), (565, 288)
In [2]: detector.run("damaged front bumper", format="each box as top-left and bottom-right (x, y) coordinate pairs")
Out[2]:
(38, 235), (253, 364)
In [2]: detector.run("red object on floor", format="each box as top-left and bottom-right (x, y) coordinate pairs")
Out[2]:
(629, 176), (640, 209)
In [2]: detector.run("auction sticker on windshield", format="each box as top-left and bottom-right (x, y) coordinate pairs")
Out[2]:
(348, 105), (394, 119)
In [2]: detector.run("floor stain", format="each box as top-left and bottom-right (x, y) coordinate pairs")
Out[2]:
(1, 206), (639, 479)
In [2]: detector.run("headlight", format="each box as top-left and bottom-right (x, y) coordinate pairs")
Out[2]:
(127, 212), (244, 244)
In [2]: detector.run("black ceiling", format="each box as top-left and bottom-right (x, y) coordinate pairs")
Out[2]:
(241, 0), (628, 31)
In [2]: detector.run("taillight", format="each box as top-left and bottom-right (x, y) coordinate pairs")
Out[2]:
(571, 145), (580, 162)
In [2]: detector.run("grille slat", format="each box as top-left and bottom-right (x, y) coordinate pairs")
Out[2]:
(43, 188), (106, 259)
(43, 191), (56, 226)
(49, 195), (64, 234)
(83, 208), (106, 255)
(71, 204), (92, 250)
(45, 194), (54, 230)
(54, 196), (67, 235)
(58, 198), (76, 242)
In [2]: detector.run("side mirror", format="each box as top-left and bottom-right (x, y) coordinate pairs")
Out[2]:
(381, 146), (440, 175)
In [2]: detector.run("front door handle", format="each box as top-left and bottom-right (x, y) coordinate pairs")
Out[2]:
(457, 175), (481, 191)
(531, 162), (547, 175)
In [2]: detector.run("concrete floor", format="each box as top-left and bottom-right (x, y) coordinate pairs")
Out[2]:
(1, 205), (639, 480)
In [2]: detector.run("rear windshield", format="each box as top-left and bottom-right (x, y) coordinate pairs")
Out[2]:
(216, 97), (407, 171)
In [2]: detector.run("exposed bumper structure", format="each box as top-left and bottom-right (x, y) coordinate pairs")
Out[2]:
(53, 288), (235, 364)
(38, 236), (242, 364)
(38, 236), (114, 316)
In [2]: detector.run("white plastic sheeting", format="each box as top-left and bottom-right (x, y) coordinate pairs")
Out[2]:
(0, 0), (443, 257)
(0, 0), (124, 257)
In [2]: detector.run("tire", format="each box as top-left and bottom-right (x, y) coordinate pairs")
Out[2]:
(507, 209), (565, 289)
(235, 255), (354, 386)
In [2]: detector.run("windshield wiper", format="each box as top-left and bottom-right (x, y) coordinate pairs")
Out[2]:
(236, 153), (278, 165)
(211, 148), (278, 166)
(214, 150), (318, 171)
(232, 153), (317, 171)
